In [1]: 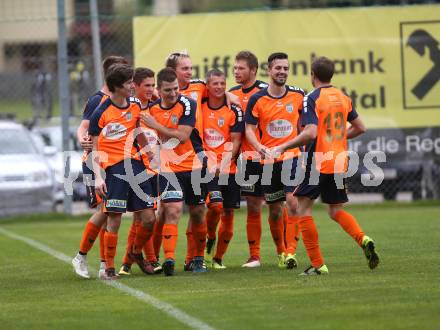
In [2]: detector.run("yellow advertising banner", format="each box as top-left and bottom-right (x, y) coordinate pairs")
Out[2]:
(133, 5), (440, 129)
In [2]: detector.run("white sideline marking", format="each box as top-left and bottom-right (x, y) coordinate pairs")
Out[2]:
(0, 227), (214, 330)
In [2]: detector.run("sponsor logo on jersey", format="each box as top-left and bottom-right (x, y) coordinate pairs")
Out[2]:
(106, 199), (127, 209)
(102, 123), (127, 140)
(204, 128), (225, 148)
(266, 119), (293, 138)
(161, 190), (184, 200)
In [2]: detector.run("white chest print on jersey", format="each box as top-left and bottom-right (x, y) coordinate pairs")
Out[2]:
(204, 128), (225, 148)
(266, 119), (292, 138)
(102, 123), (127, 140)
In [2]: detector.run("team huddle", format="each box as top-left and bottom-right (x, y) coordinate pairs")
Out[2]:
(71, 50), (380, 280)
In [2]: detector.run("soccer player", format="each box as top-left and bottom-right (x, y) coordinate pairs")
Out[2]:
(229, 50), (268, 268)
(88, 63), (157, 279)
(72, 55), (128, 279)
(165, 51), (240, 270)
(118, 67), (162, 276)
(245, 52), (304, 269)
(202, 69), (244, 269)
(270, 56), (379, 275)
(141, 68), (208, 276)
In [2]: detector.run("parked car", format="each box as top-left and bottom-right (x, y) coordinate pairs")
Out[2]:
(0, 120), (55, 217)
(31, 118), (86, 203)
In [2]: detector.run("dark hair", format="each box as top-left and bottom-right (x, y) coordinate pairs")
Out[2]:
(102, 56), (128, 76)
(267, 52), (288, 68)
(235, 50), (258, 71)
(133, 67), (155, 85)
(206, 68), (225, 83)
(105, 63), (134, 93)
(165, 52), (190, 70)
(157, 67), (177, 88)
(311, 56), (334, 83)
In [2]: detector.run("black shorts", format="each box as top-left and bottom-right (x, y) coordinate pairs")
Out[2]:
(261, 158), (300, 204)
(206, 174), (241, 209)
(104, 159), (156, 213)
(294, 172), (349, 205)
(82, 160), (102, 208)
(158, 169), (207, 206)
(238, 158), (263, 197)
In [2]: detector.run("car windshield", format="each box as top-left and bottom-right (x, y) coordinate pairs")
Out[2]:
(0, 128), (37, 155)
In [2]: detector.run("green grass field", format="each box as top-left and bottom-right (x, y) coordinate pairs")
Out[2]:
(1, 202), (439, 329)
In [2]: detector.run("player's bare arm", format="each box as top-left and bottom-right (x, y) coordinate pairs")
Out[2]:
(245, 123), (269, 159)
(346, 117), (367, 139)
(77, 120), (93, 151)
(91, 135), (106, 197)
(272, 124), (318, 157)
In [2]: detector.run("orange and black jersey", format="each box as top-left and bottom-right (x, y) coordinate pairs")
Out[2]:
(82, 91), (109, 120)
(301, 85), (358, 174)
(89, 97), (142, 169)
(245, 86), (304, 163)
(139, 102), (159, 175)
(230, 80), (268, 158)
(180, 79), (207, 142)
(148, 95), (203, 173)
(202, 99), (244, 173)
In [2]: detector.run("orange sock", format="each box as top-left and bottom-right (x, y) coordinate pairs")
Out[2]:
(185, 222), (196, 263)
(214, 212), (234, 260)
(269, 217), (286, 255)
(162, 224), (178, 260)
(282, 207), (288, 249)
(247, 211), (262, 258)
(79, 221), (101, 254)
(122, 221), (138, 265)
(206, 204), (222, 240)
(133, 224), (153, 254)
(333, 210), (365, 246)
(153, 220), (164, 258)
(285, 215), (300, 254)
(143, 237), (157, 262)
(99, 227), (106, 261)
(192, 221), (208, 257)
(104, 231), (118, 269)
(298, 216), (324, 268)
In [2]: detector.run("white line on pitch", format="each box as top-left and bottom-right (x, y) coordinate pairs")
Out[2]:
(0, 227), (214, 330)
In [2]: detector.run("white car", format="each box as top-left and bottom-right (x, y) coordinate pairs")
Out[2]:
(0, 121), (55, 217)
(31, 121), (85, 203)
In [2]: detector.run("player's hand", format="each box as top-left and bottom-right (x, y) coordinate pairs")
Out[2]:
(268, 146), (283, 159)
(256, 144), (270, 159)
(141, 113), (158, 129)
(95, 176), (107, 198)
(79, 134), (93, 151)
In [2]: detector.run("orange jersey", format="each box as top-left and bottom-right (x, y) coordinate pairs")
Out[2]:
(82, 91), (109, 162)
(230, 80), (268, 158)
(139, 105), (159, 175)
(202, 100), (244, 174)
(301, 86), (358, 174)
(245, 86), (304, 163)
(89, 97), (142, 169)
(180, 79), (207, 142)
(148, 95), (203, 173)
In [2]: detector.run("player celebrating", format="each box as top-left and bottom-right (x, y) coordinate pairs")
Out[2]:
(72, 55), (128, 279)
(271, 56), (379, 275)
(229, 50), (268, 268)
(88, 63), (157, 279)
(142, 68), (208, 276)
(245, 52), (304, 269)
(202, 69), (244, 269)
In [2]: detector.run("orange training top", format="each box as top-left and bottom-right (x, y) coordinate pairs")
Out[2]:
(180, 79), (207, 143)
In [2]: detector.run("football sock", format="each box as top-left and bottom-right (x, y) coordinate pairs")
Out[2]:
(269, 217), (286, 255)
(206, 203), (222, 240)
(192, 221), (208, 257)
(185, 222), (196, 263)
(298, 216), (324, 268)
(285, 215), (300, 255)
(122, 221), (138, 265)
(143, 236), (157, 262)
(104, 231), (118, 269)
(152, 220), (164, 257)
(79, 221), (101, 255)
(162, 224), (178, 260)
(333, 209), (365, 246)
(247, 211), (262, 258)
(214, 212), (234, 260)
(133, 224), (153, 254)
